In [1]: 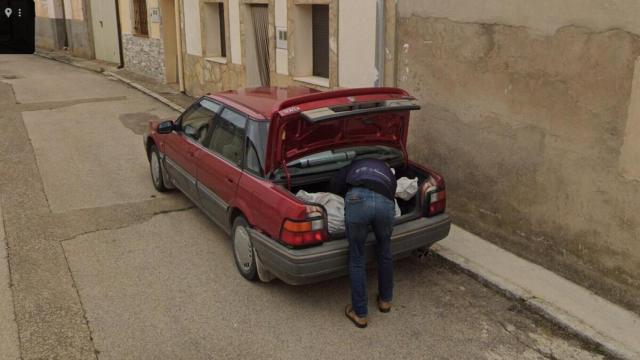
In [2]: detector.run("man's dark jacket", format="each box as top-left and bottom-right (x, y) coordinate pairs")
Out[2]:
(329, 159), (397, 201)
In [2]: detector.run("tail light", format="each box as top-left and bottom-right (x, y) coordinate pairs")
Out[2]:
(280, 205), (328, 247)
(422, 179), (446, 217)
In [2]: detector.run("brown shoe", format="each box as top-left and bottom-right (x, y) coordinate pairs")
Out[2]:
(377, 295), (391, 313)
(345, 305), (368, 328)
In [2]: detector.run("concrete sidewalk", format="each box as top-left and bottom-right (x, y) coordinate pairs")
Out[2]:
(433, 225), (640, 360)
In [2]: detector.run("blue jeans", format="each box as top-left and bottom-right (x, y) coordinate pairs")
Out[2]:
(345, 187), (395, 317)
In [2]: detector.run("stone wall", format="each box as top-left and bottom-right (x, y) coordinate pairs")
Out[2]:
(396, 11), (640, 312)
(182, 54), (246, 96)
(123, 34), (166, 82)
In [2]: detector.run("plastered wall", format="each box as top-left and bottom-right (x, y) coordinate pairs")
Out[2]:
(398, 0), (640, 313)
(34, 0), (93, 58)
(338, 0), (377, 87)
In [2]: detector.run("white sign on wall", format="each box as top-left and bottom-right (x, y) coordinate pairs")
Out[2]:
(276, 27), (287, 49)
(149, 7), (161, 23)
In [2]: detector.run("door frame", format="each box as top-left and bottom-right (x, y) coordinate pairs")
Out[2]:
(241, 1), (275, 87)
(159, 0), (178, 83)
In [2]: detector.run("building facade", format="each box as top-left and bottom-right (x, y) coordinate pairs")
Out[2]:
(113, 0), (396, 92)
(35, 0), (94, 58)
(116, 0), (176, 82)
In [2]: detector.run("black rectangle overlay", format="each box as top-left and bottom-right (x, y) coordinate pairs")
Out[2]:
(0, 0), (35, 54)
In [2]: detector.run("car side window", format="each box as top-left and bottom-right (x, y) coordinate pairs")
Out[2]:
(179, 99), (221, 144)
(208, 108), (247, 166)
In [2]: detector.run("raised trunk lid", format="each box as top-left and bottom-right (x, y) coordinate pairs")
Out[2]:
(265, 88), (420, 175)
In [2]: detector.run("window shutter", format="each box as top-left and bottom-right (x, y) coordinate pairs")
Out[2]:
(312, 5), (329, 78)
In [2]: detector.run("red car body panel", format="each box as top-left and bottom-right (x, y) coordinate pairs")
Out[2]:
(234, 175), (308, 240)
(162, 132), (201, 196)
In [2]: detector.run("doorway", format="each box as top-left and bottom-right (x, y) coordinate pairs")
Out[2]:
(244, 4), (269, 87)
(160, 0), (177, 83)
(89, 0), (119, 63)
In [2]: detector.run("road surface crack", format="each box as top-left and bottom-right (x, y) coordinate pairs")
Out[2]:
(59, 205), (195, 243)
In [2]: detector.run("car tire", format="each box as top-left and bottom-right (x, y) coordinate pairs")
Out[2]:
(149, 144), (168, 192)
(232, 216), (258, 281)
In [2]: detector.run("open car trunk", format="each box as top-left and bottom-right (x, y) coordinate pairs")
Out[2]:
(276, 162), (433, 238)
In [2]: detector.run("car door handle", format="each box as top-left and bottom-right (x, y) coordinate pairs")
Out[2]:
(187, 150), (196, 157)
(226, 177), (235, 184)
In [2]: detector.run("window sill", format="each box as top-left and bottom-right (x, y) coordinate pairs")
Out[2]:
(293, 76), (330, 88)
(205, 56), (228, 65)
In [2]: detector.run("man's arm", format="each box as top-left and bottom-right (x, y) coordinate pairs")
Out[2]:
(328, 165), (349, 196)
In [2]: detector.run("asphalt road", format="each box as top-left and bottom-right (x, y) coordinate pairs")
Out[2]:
(0, 55), (609, 360)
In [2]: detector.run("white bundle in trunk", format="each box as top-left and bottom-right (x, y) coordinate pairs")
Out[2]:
(296, 190), (345, 233)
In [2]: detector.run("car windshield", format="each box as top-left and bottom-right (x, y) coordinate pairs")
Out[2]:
(274, 145), (403, 178)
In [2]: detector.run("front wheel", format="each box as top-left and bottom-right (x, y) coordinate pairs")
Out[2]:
(149, 144), (168, 192)
(232, 217), (258, 281)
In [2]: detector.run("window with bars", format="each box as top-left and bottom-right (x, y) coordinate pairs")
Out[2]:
(132, 0), (149, 36)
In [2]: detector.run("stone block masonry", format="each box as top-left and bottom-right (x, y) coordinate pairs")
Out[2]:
(123, 34), (166, 82)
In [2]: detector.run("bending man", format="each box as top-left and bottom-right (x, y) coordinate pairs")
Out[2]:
(330, 158), (397, 328)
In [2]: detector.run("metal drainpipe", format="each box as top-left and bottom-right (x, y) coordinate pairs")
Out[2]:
(114, 0), (125, 68)
(60, 0), (69, 48)
(374, 0), (385, 87)
(175, 0), (185, 92)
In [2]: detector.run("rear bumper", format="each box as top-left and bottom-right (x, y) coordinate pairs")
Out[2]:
(250, 214), (451, 285)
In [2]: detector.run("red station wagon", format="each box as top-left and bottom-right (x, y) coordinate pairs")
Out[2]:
(144, 87), (451, 284)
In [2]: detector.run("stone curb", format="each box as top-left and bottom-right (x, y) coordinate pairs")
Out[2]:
(431, 225), (640, 360)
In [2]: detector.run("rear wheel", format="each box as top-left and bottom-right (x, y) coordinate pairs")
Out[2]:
(149, 144), (168, 192)
(232, 216), (258, 281)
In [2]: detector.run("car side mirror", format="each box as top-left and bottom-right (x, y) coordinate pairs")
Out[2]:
(157, 120), (175, 134)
